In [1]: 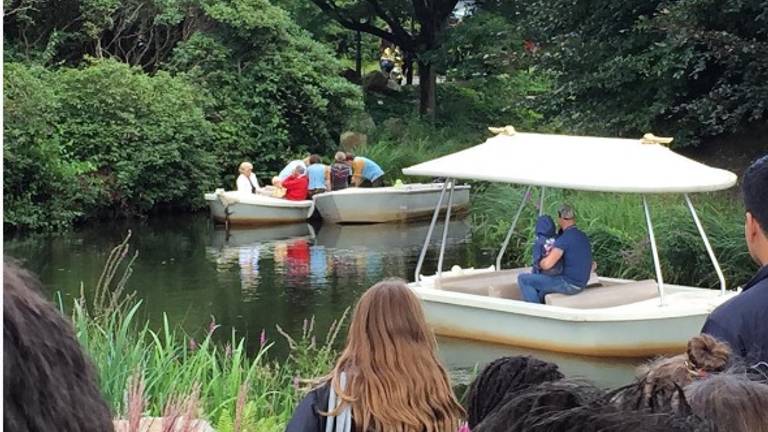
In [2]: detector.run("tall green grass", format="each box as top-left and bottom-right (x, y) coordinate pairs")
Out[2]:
(65, 234), (345, 431)
(472, 184), (754, 288)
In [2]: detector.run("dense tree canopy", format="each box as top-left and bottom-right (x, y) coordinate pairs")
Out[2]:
(3, 0), (362, 230)
(479, 0), (768, 145)
(309, 0), (460, 117)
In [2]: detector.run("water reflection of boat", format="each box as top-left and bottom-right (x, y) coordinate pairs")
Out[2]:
(208, 223), (315, 249)
(438, 337), (641, 389)
(315, 219), (471, 250)
(206, 224), (315, 274)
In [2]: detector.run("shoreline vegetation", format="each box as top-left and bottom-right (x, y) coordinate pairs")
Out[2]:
(69, 234), (345, 431)
(67, 210), (755, 431)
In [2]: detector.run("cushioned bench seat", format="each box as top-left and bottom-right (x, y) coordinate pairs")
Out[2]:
(544, 279), (659, 309)
(436, 268), (601, 301)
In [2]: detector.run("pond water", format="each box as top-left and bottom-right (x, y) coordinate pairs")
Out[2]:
(4, 213), (642, 388)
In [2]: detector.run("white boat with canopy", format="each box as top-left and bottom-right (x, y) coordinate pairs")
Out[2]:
(313, 183), (470, 224)
(402, 128), (738, 357)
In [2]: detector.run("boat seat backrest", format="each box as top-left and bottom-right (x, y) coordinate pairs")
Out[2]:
(544, 279), (658, 309)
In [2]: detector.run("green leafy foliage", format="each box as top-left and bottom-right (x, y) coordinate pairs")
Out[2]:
(57, 59), (218, 215)
(166, 0), (363, 186)
(430, 11), (525, 80)
(3, 62), (102, 230)
(489, 0), (768, 145)
(3, 59), (218, 230)
(4, 0), (363, 230)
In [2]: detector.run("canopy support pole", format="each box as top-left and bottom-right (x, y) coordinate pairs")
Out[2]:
(538, 186), (546, 216)
(643, 196), (665, 306)
(685, 194), (726, 295)
(496, 185), (533, 271)
(414, 181), (448, 283)
(437, 179), (456, 281)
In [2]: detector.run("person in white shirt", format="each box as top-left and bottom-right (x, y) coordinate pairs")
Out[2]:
(236, 162), (260, 194)
(272, 157), (309, 185)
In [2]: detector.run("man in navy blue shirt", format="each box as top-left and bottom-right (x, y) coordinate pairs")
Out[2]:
(518, 204), (593, 303)
(702, 155), (768, 364)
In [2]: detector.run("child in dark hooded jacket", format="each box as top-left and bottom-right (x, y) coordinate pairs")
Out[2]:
(532, 215), (563, 275)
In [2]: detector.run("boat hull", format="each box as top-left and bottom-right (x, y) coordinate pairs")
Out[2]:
(410, 277), (737, 357)
(205, 192), (313, 225)
(314, 183), (470, 223)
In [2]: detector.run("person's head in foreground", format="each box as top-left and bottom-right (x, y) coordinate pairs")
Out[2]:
(608, 334), (730, 413)
(465, 355), (564, 428)
(4, 260), (114, 432)
(334, 151), (347, 163)
(327, 278), (464, 431)
(238, 161), (253, 176)
(685, 372), (768, 432)
(308, 154), (321, 165)
(743, 154), (768, 266)
(473, 380), (713, 432)
(345, 152), (355, 162)
(293, 165), (306, 176)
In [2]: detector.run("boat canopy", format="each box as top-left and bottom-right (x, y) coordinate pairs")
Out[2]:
(401, 131), (737, 193)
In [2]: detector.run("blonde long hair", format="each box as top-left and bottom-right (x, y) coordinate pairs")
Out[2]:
(326, 278), (464, 432)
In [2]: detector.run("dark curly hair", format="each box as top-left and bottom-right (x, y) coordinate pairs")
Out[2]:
(3, 260), (114, 432)
(465, 355), (564, 428)
(474, 380), (714, 432)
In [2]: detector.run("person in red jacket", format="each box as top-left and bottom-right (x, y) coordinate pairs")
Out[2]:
(281, 165), (309, 201)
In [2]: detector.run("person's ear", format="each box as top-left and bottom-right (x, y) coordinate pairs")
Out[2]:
(746, 212), (761, 243)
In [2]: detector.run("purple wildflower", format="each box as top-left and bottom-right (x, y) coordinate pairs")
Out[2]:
(225, 343), (232, 359)
(189, 338), (198, 351)
(207, 315), (221, 336)
(259, 329), (267, 348)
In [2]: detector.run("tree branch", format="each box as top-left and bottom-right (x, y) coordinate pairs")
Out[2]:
(310, 0), (416, 50)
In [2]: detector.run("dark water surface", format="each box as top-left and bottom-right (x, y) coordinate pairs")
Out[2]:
(4, 214), (641, 387)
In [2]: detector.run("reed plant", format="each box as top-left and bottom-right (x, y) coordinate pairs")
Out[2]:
(65, 233), (346, 431)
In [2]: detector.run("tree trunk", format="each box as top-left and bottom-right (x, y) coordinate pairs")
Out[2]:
(418, 60), (436, 119)
(405, 52), (414, 85)
(355, 30), (362, 78)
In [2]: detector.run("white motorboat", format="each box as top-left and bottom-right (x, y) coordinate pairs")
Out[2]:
(313, 183), (470, 224)
(402, 128), (739, 357)
(204, 189), (314, 225)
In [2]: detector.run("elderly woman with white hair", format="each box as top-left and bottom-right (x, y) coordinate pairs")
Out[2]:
(236, 162), (261, 194)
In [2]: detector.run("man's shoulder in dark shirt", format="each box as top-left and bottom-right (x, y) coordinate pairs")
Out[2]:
(702, 265), (768, 364)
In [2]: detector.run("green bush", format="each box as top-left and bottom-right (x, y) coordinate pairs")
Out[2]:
(3, 62), (101, 230)
(56, 59), (218, 215)
(167, 0), (363, 186)
(3, 59), (218, 230)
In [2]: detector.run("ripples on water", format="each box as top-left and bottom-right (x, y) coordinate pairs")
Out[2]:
(4, 213), (642, 387)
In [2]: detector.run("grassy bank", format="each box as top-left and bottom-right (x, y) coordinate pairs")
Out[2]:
(66, 238), (343, 431)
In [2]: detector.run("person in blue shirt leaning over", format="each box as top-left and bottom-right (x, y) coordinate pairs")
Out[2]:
(347, 153), (385, 187)
(702, 154), (768, 365)
(518, 204), (593, 304)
